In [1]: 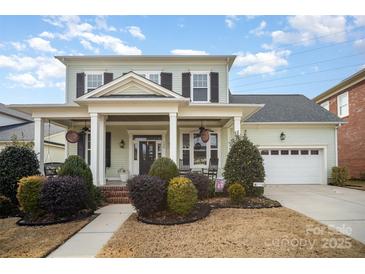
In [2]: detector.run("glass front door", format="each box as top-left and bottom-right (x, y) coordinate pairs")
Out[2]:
(139, 141), (156, 175)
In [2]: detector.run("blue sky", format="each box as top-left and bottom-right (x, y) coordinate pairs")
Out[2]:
(0, 15), (364, 104)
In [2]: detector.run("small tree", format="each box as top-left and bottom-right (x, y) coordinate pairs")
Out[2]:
(223, 134), (265, 196)
(0, 146), (40, 203)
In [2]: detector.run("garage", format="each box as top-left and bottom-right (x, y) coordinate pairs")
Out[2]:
(260, 148), (325, 184)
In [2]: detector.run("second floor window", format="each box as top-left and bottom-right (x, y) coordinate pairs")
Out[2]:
(86, 73), (103, 93)
(192, 73), (209, 102)
(338, 92), (349, 117)
(136, 72), (160, 84)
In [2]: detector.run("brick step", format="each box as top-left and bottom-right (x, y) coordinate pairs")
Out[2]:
(106, 196), (131, 204)
(99, 185), (128, 191)
(102, 191), (129, 198)
(98, 185), (130, 204)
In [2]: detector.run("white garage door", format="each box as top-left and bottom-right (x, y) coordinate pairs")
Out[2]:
(260, 148), (324, 184)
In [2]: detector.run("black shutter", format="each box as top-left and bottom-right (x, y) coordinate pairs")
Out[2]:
(210, 72), (219, 103)
(105, 132), (111, 168)
(76, 72), (85, 97)
(160, 72), (173, 90)
(77, 132), (85, 160)
(182, 72), (191, 98)
(104, 72), (113, 84)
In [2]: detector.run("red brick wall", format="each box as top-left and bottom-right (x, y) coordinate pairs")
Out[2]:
(324, 79), (365, 178)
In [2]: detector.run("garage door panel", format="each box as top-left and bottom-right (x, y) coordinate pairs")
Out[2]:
(262, 149), (324, 184)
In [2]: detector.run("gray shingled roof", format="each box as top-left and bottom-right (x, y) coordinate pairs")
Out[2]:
(230, 94), (343, 123)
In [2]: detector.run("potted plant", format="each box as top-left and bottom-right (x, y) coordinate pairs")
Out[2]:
(118, 167), (129, 182)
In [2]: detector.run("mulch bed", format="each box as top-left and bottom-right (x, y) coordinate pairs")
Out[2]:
(138, 203), (211, 225)
(17, 209), (94, 226)
(208, 196), (281, 209)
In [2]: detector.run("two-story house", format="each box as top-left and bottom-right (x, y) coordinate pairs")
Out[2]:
(314, 68), (365, 179)
(11, 55), (343, 186)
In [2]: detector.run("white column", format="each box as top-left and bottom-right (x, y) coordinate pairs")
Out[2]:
(98, 115), (106, 186)
(90, 113), (100, 186)
(34, 118), (44, 174)
(233, 116), (241, 135)
(169, 112), (177, 163)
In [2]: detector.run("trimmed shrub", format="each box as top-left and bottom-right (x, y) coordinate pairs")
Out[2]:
(0, 195), (15, 217)
(228, 183), (246, 204)
(184, 173), (210, 199)
(40, 176), (89, 218)
(359, 172), (365, 181)
(0, 146), (40, 203)
(331, 166), (349, 187)
(127, 175), (167, 216)
(148, 157), (179, 182)
(167, 177), (198, 216)
(17, 176), (45, 219)
(58, 155), (95, 209)
(223, 134), (265, 196)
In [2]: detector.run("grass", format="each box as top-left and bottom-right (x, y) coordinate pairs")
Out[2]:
(98, 208), (365, 258)
(0, 217), (92, 258)
(345, 180), (365, 191)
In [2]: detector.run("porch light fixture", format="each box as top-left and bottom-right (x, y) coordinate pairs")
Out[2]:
(280, 132), (286, 141)
(120, 139), (125, 149)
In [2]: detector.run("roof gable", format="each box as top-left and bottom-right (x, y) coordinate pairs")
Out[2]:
(77, 72), (185, 101)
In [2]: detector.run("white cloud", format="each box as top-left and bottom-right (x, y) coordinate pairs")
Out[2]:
(250, 21), (267, 37)
(126, 26), (145, 40)
(10, 42), (26, 51)
(170, 49), (209, 55)
(353, 16), (365, 27)
(225, 16), (239, 29)
(354, 39), (365, 52)
(234, 50), (291, 76)
(80, 39), (100, 53)
(95, 16), (116, 32)
(7, 73), (45, 88)
(270, 16), (347, 46)
(39, 31), (55, 39)
(27, 37), (57, 52)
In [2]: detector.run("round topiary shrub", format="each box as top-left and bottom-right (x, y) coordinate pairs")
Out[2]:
(228, 183), (246, 204)
(148, 157), (179, 182)
(58, 155), (95, 209)
(331, 166), (349, 186)
(223, 135), (265, 196)
(17, 176), (45, 219)
(0, 195), (15, 218)
(167, 177), (198, 216)
(40, 176), (89, 218)
(0, 146), (40, 203)
(127, 175), (167, 217)
(184, 173), (210, 199)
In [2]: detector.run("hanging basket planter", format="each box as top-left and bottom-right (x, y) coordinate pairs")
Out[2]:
(65, 130), (80, 143)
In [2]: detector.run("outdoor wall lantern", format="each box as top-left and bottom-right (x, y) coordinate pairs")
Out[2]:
(120, 139), (125, 149)
(280, 132), (286, 141)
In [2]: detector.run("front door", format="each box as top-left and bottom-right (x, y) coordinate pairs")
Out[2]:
(139, 141), (156, 174)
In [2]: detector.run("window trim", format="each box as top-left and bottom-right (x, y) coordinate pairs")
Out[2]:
(134, 71), (161, 85)
(85, 71), (104, 94)
(191, 71), (210, 103)
(320, 100), (329, 111)
(337, 91), (349, 118)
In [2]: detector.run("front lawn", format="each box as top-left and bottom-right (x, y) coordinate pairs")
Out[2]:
(0, 217), (93, 258)
(98, 208), (365, 258)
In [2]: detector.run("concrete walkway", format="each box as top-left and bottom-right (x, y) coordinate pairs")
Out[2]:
(265, 185), (365, 244)
(48, 204), (135, 258)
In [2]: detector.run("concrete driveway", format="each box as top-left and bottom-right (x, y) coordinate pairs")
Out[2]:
(265, 185), (365, 244)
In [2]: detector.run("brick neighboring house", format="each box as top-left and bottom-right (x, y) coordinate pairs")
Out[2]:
(314, 68), (365, 179)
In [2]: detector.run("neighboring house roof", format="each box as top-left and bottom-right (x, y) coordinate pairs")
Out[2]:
(0, 103), (33, 122)
(313, 68), (365, 103)
(55, 55), (237, 70)
(229, 94), (343, 123)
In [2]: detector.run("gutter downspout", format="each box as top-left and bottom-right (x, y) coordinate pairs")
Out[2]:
(335, 125), (339, 166)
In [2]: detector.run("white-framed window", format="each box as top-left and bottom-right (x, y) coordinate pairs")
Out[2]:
(337, 92), (349, 117)
(85, 72), (103, 93)
(180, 130), (219, 168)
(135, 71), (161, 84)
(320, 101), (329, 111)
(191, 72), (210, 102)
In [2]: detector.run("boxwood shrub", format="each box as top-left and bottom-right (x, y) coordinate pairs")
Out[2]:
(167, 177), (198, 216)
(148, 157), (179, 182)
(127, 175), (167, 217)
(40, 176), (89, 218)
(184, 173), (210, 199)
(58, 155), (96, 210)
(17, 175), (45, 219)
(0, 146), (39, 203)
(228, 183), (246, 204)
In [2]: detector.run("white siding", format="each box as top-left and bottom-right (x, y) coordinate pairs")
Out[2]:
(0, 113), (26, 127)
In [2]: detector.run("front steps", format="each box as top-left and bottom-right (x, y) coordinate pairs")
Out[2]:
(99, 185), (130, 204)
